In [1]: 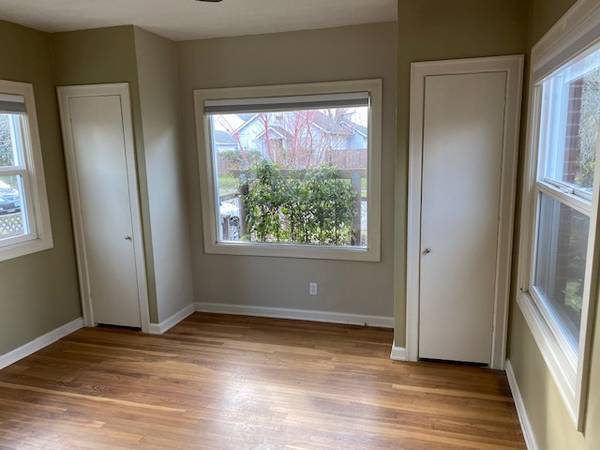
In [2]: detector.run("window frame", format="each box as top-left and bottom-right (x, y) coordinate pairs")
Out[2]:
(0, 114), (34, 247)
(0, 80), (52, 262)
(516, 0), (600, 431)
(193, 79), (382, 262)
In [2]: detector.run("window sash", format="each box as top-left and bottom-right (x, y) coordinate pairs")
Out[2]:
(0, 226), (36, 248)
(527, 73), (599, 372)
(529, 284), (579, 367)
(0, 169), (36, 248)
(0, 113), (37, 244)
(528, 184), (589, 366)
(208, 106), (371, 249)
(529, 188), (594, 351)
(536, 180), (592, 215)
(536, 92), (592, 204)
(0, 166), (26, 176)
(541, 178), (593, 202)
(536, 46), (600, 197)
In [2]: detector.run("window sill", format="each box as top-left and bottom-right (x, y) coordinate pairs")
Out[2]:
(205, 240), (380, 262)
(516, 291), (580, 427)
(0, 235), (53, 262)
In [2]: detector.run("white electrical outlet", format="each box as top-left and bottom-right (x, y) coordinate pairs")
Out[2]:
(309, 282), (318, 296)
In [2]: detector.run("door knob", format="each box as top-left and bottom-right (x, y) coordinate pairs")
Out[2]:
(124, 235), (132, 241)
(422, 248), (432, 255)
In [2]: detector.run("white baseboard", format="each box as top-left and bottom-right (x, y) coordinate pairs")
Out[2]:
(147, 301), (394, 335)
(148, 303), (195, 335)
(505, 359), (538, 450)
(390, 340), (407, 361)
(0, 317), (84, 370)
(194, 302), (394, 328)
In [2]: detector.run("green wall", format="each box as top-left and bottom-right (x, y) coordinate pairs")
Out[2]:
(508, 1), (600, 449)
(0, 21), (81, 354)
(527, 0), (579, 46)
(178, 23), (397, 319)
(134, 27), (195, 322)
(52, 26), (160, 322)
(394, 0), (529, 344)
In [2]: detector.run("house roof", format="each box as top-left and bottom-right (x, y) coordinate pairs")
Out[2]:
(233, 113), (260, 133)
(255, 125), (290, 140)
(213, 129), (237, 145)
(340, 120), (368, 137)
(238, 113), (255, 122)
(311, 111), (352, 135)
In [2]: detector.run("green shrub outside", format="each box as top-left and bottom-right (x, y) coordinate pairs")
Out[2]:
(241, 161), (356, 245)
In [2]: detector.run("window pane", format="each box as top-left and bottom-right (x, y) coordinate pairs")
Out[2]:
(540, 44), (600, 193)
(0, 113), (22, 167)
(534, 194), (589, 349)
(0, 175), (26, 239)
(209, 107), (369, 247)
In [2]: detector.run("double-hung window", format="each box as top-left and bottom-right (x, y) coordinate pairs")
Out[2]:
(0, 80), (52, 261)
(517, 1), (600, 430)
(194, 80), (382, 261)
(533, 47), (600, 357)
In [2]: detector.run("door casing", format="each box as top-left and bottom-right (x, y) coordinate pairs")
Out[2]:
(406, 55), (524, 369)
(57, 83), (150, 333)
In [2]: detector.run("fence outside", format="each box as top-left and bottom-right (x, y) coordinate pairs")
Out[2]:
(0, 212), (23, 237)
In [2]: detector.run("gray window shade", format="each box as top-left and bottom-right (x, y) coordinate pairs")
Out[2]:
(0, 94), (26, 114)
(204, 92), (370, 115)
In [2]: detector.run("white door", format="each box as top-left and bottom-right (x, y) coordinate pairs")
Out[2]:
(58, 84), (149, 330)
(410, 57), (523, 365)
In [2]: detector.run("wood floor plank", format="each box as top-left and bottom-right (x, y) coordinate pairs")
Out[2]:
(0, 313), (525, 449)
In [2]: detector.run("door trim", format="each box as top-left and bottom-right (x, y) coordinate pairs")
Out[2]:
(406, 55), (524, 369)
(57, 83), (150, 333)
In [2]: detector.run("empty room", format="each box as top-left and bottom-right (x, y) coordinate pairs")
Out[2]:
(0, 0), (599, 448)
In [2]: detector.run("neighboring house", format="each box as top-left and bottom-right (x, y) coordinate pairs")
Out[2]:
(340, 120), (368, 150)
(214, 110), (368, 157)
(212, 129), (239, 153)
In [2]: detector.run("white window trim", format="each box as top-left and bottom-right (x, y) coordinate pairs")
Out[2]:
(516, 0), (600, 431)
(0, 80), (52, 262)
(193, 79), (382, 262)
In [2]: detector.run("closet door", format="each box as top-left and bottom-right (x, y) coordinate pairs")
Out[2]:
(58, 84), (149, 330)
(408, 55), (523, 366)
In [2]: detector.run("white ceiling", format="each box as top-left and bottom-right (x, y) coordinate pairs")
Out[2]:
(0, 0), (396, 41)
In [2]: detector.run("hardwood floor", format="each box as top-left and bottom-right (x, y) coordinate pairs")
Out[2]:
(0, 313), (525, 449)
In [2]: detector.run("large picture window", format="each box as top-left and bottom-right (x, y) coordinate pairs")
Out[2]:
(517, 4), (600, 429)
(194, 80), (382, 261)
(0, 81), (52, 261)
